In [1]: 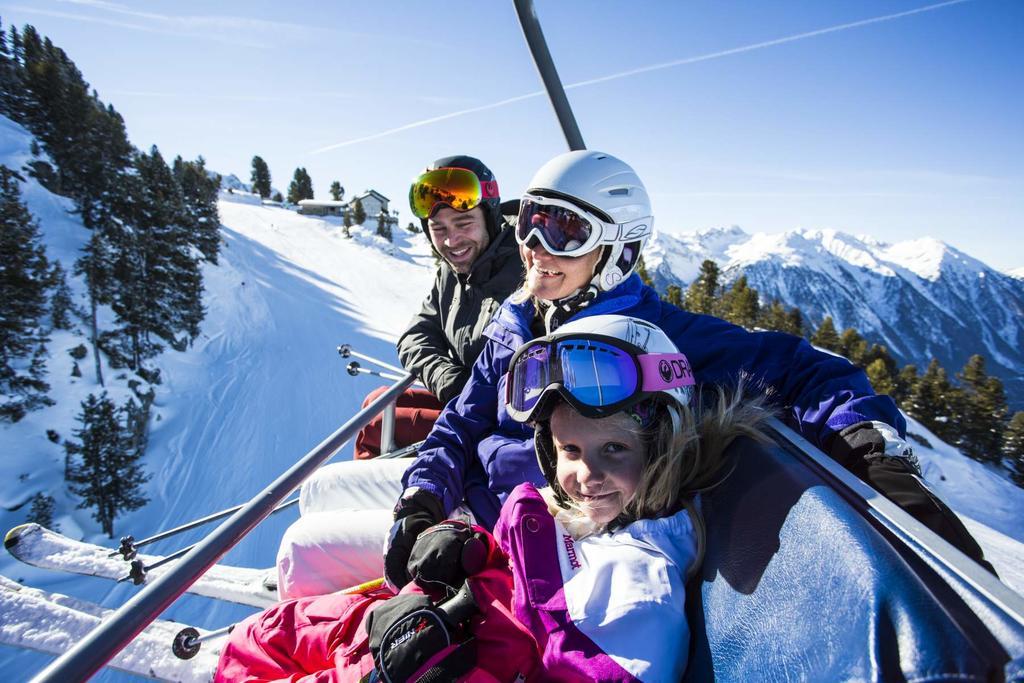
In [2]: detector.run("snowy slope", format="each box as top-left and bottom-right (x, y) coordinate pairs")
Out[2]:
(0, 114), (435, 679)
(2, 113), (1023, 678)
(645, 227), (1024, 407)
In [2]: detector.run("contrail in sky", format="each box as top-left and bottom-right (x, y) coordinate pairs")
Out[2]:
(309, 0), (970, 155)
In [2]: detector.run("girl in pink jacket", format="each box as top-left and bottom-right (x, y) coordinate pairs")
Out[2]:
(216, 314), (770, 682)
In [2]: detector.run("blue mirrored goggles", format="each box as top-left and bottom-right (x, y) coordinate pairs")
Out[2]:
(505, 333), (694, 423)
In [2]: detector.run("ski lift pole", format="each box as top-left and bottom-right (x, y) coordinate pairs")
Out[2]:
(29, 372), (416, 683)
(513, 0), (586, 151)
(344, 361), (401, 452)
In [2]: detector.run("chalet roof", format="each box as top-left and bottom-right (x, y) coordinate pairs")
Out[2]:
(298, 199), (347, 207)
(354, 189), (389, 203)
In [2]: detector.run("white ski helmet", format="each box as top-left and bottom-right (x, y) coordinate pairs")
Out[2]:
(521, 150), (654, 291)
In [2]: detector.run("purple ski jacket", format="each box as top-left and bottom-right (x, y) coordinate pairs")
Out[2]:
(404, 274), (904, 528)
(495, 482), (698, 681)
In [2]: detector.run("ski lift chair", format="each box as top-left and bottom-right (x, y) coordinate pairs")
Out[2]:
(682, 420), (1024, 682)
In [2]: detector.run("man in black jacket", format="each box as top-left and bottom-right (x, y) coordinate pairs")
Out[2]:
(397, 155), (523, 405)
(353, 156), (523, 458)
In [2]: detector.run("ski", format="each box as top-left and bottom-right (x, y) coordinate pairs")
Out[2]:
(0, 575), (222, 682)
(4, 524), (278, 608)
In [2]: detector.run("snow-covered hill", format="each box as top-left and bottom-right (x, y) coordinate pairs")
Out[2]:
(645, 227), (1024, 407)
(2, 113), (1023, 678)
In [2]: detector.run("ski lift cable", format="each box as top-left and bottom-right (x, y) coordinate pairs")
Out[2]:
(29, 373), (417, 683)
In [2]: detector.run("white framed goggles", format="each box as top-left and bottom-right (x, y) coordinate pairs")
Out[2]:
(515, 192), (652, 257)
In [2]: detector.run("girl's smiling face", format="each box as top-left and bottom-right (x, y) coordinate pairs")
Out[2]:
(550, 403), (646, 525)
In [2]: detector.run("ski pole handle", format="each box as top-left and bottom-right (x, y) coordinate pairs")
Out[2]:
(337, 344), (406, 375)
(346, 361), (405, 382)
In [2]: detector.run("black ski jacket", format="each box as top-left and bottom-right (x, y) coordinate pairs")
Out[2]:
(397, 217), (523, 406)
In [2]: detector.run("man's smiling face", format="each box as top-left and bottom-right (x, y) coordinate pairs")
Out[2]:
(427, 206), (490, 274)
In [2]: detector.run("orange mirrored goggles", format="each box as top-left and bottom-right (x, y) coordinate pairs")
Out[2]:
(409, 167), (499, 219)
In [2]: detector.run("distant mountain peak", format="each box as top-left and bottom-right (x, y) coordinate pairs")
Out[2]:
(644, 224), (1024, 407)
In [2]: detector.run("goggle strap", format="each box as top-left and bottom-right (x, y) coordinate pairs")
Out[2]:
(480, 179), (499, 199)
(638, 353), (695, 391)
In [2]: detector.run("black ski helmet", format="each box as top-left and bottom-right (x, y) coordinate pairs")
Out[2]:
(416, 155), (502, 240)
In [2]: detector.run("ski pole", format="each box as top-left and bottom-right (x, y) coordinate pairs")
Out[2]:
(114, 439), (423, 581)
(346, 360), (406, 382)
(337, 344), (405, 375)
(170, 577), (387, 659)
(109, 497), (300, 560)
(171, 624), (235, 660)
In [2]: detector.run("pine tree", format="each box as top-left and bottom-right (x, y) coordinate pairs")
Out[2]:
(865, 358), (896, 396)
(352, 197), (366, 225)
(894, 364), (919, 406)
(810, 317), (841, 353)
(287, 167), (314, 203)
(174, 155), (220, 264)
(838, 328), (868, 365)
(634, 254), (653, 286)
(909, 359), (963, 444)
(683, 259), (720, 315)
(0, 166), (52, 421)
(272, 191), (283, 203)
(759, 300), (788, 333)
(48, 261), (77, 330)
(720, 275), (760, 329)
(785, 306), (805, 337)
(329, 181), (344, 201)
(1003, 412), (1024, 488)
(250, 156), (271, 198)
(957, 354), (1007, 463)
(376, 210), (392, 241)
(65, 393), (150, 537)
(0, 20), (21, 118)
(406, 221), (420, 234)
(27, 492), (58, 530)
(662, 284), (683, 308)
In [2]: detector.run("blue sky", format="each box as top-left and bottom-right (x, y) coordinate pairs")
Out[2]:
(3, 0), (1022, 271)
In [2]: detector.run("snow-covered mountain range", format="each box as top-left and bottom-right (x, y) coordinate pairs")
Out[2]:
(645, 227), (1024, 407)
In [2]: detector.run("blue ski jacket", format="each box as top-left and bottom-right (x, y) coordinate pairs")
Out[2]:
(403, 274), (904, 529)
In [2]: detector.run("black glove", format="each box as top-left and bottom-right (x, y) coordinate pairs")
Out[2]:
(366, 581), (478, 683)
(830, 421), (997, 576)
(384, 489), (444, 591)
(407, 520), (488, 594)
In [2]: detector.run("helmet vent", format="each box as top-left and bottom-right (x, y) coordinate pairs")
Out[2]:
(608, 187), (630, 196)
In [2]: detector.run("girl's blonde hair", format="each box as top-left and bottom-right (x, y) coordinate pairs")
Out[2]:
(539, 383), (775, 530)
(622, 385), (774, 526)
